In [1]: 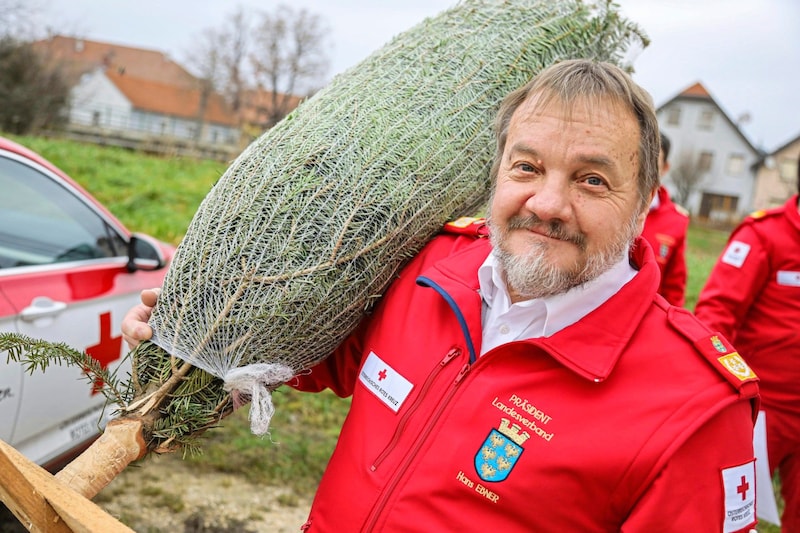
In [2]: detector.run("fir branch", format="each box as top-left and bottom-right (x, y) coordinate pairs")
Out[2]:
(0, 332), (128, 408)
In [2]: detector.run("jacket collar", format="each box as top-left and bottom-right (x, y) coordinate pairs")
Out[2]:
(419, 236), (660, 381)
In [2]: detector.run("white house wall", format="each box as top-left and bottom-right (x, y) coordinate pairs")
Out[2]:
(129, 110), (193, 139)
(658, 99), (759, 219)
(67, 70), (239, 148)
(69, 69), (134, 130)
(128, 111), (239, 145)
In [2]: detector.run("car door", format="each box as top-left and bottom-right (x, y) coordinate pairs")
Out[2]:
(0, 147), (167, 466)
(0, 286), (22, 443)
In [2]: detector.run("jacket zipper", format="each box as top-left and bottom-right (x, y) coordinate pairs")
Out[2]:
(363, 361), (471, 532)
(370, 346), (462, 472)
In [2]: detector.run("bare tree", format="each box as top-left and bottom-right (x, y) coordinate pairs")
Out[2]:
(669, 150), (707, 207)
(249, 4), (330, 127)
(184, 8), (253, 146)
(0, 1), (73, 134)
(185, 8), (250, 114)
(183, 28), (222, 144)
(0, 37), (70, 133)
(186, 4), (328, 135)
(217, 8), (250, 114)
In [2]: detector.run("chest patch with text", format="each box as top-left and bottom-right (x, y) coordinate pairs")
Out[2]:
(358, 351), (413, 412)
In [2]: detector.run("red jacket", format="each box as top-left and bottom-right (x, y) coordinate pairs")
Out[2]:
(294, 229), (758, 532)
(641, 186), (690, 307)
(695, 195), (800, 413)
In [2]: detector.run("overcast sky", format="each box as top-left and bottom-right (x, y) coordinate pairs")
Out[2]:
(38, 0), (800, 150)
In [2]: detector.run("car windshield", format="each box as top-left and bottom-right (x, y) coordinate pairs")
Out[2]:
(0, 154), (127, 268)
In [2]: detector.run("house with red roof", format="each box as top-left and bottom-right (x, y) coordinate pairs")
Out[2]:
(34, 35), (198, 88)
(657, 82), (762, 225)
(34, 36), (241, 155)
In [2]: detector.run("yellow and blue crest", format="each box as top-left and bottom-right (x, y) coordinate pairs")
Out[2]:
(474, 418), (530, 482)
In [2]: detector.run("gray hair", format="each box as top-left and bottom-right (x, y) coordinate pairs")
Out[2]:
(489, 59), (660, 209)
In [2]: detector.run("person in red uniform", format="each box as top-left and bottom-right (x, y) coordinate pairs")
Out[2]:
(641, 132), (690, 306)
(123, 60), (759, 532)
(695, 164), (800, 532)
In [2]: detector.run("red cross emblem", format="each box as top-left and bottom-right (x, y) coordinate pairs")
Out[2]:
(736, 475), (749, 501)
(378, 369), (388, 381)
(85, 312), (122, 395)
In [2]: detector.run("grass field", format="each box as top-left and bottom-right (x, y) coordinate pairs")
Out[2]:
(4, 133), (782, 530)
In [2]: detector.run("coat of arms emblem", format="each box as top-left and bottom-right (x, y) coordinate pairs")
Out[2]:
(474, 418), (530, 482)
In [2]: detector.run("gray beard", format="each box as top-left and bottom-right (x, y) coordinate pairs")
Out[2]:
(487, 214), (639, 300)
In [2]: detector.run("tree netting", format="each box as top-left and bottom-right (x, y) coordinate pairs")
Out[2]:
(133, 0), (646, 443)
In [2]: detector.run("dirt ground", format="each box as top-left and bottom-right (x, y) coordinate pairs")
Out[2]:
(1, 453), (312, 533)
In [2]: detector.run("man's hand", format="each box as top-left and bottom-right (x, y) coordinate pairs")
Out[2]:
(122, 288), (160, 349)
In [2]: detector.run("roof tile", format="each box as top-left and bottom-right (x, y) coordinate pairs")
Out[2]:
(106, 70), (238, 126)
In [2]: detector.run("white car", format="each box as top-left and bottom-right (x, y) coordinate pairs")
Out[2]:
(0, 136), (174, 471)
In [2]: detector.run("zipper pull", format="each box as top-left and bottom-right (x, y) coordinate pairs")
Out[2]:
(441, 347), (461, 366)
(454, 363), (470, 384)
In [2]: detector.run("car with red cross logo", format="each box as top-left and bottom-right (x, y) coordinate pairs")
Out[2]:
(0, 136), (174, 470)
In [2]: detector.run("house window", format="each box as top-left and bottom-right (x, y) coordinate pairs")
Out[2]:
(726, 154), (745, 175)
(697, 108), (714, 130)
(699, 192), (739, 223)
(698, 151), (714, 172)
(666, 106), (681, 126)
(778, 157), (798, 182)
(91, 111), (101, 126)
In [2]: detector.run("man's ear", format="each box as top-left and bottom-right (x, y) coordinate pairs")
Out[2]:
(636, 187), (657, 230)
(661, 160), (671, 176)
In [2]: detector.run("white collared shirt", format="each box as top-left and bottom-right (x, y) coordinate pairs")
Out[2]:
(477, 251), (637, 355)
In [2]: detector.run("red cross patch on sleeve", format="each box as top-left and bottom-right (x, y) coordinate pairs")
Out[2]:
(721, 460), (756, 532)
(721, 240), (750, 268)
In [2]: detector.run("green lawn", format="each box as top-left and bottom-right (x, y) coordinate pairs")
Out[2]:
(684, 224), (729, 310)
(2, 133), (782, 530)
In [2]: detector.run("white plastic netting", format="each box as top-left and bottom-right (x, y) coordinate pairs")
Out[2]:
(145, 0), (645, 433)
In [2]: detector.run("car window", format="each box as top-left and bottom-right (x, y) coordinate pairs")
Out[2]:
(0, 155), (128, 269)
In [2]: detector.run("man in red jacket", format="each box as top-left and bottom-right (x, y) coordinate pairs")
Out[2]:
(641, 133), (690, 306)
(123, 60), (759, 532)
(695, 165), (800, 532)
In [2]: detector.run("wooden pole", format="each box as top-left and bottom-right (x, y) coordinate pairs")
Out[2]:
(0, 439), (134, 533)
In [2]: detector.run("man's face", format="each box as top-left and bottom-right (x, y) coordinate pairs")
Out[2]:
(488, 94), (650, 302)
